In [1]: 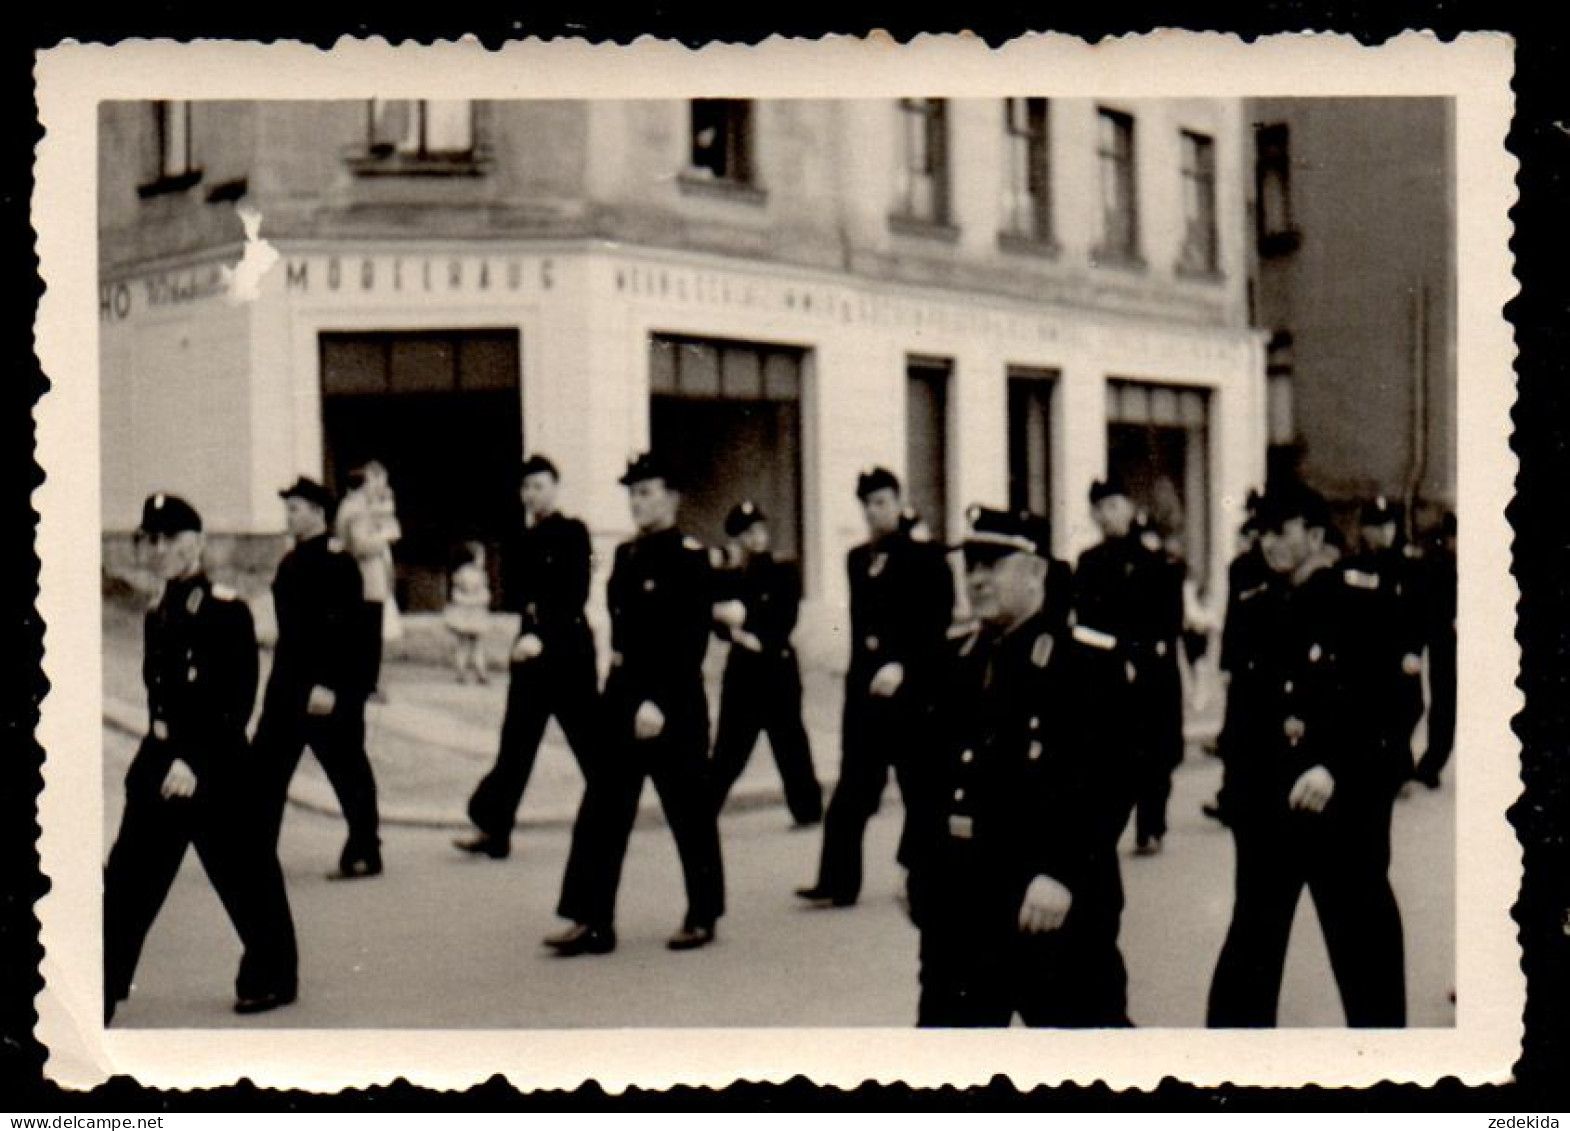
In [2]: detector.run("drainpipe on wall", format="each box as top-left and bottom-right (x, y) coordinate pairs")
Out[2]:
(1402, 278), (1431, 542)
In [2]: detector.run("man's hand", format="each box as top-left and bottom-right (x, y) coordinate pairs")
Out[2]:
(634, 701), (666, 741)
(732, 629), (764, 653)
(1401, 652), (1423, 677)
(1289, 765), (1335, 813)
(869, 662), (905, 698)
(307, 685), (337, 716)
(1018, 875), (1073, 934)
(512, 633), (544, 663)
(713, 600), (747, 630)
(160, 757), (198, 800)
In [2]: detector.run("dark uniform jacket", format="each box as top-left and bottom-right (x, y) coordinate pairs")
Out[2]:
(501, 511), (594, 652)
(1071, 535), (1149, 662)
(1220, 563), (1388, 812)
(1339, 546), (1427, 739)
(132, 573), (259, 796)
(605, 526), (714, 728)
(906, 609), (1123, 939)
(1219, 545), (1271, 676)
(265, 532), (364, 705)
(846, 532), (954, 694)
(715, 552), (801, 662)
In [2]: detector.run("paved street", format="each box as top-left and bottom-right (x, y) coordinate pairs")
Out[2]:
(101, 713), (1456, 1030)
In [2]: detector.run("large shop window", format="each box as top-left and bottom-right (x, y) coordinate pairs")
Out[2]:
(320, 330), (522, 612)
(649, 335), (806, 568)
(1007, 367), (1058, 522)
(906, 357), (952, 540)
(1105, 379), (1211, 577)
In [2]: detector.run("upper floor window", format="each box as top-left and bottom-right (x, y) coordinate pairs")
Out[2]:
(1255, 122), (1300, 256)
(1000, 97), (1052, 245)
(893, 98), (951, 227)
(1095, 108), (1140, 265)
(137, 101), (202, 198)
(368, 99), (475, 159)
(688, 100), (754, 185)
(1179, 130), (1219, 275)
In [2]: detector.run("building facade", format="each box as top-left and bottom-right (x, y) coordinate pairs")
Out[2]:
(99, 97), (1267, 663)
(1247, 97), (1457, 532)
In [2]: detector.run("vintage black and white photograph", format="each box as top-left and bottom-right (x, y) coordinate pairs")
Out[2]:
(33, 34), (1518, 1090)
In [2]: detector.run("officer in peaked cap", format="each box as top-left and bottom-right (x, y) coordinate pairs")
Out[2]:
(1207, 482), (1407, 1027)
(105, 494), (298, 1023)
(903, 505), (1131, 1026)
(796, 465), (954, 907)
(456, 453), (599, 860)
(545, 451), (724, 955)
(252, 476), (383, 880)
(1342, 494), (1427, 784)
(708, 501), (824, 827)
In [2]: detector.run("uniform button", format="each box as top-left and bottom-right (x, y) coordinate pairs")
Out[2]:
(643, 579), (656, 592)
(187, 666), (199, 682)
(1029, 717), (1040, 732)
(960, 749), (974, 764)
(953, 788), (965, 802)
(1283, 680), (1294, 694)
(1028, 741), (1043, 761)
(865, 636), (880, 652)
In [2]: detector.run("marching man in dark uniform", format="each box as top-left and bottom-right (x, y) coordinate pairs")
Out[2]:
(1207, 483), (1407, 1027)
(1069, 476), (1149, 852)
(544, 452), (724, 954)
(1342, 496), (1427, 784)
(456, 455), (599, 859)
(709, 500), (824, 826)
(1204, 500), (1270, 826)
(254, 477), (383, 880)
(904, 506), (1131, 1027)
(105, 494), (298, 1023)
(797, 467), (954, 908)
(1412, 511), (1457, 789)
(1127, 514), (1187, 855)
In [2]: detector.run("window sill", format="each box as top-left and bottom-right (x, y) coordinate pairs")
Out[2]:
(677, 171), (767, 204)
(997, 231), (1061, 260)
(1258, 229), (1302, 258)
(346, 152), (489, 178)
(1089, 247), (1147, 273)
(888, 214), (960, 242)
(137, 169), (204, 199)
(1175, 261), (1226, 285)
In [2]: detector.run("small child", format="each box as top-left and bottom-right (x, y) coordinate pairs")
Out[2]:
(444, 542), (492, 684)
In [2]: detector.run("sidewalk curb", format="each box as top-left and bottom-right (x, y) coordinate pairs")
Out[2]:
(102, 695), (793, 832)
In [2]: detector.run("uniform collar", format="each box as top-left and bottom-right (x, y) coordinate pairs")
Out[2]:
(160, 571), (210, 610)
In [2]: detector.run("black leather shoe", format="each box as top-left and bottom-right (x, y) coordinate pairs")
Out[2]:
(327, 857), (383, 881)
(453, 832), (510, 859)
(667, 924), (716, 951)
(543, 923), (616, 956)
(234, 986), (298, 1015)
(794, 885), (855, 908)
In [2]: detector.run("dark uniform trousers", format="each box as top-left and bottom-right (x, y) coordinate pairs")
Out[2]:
(555, 526), (724, 932)
(468, 625), (599, 839)
(907, 612), (1131, 1028)
(254, 533), (381, 870)
(104, 575), (296, 1012)
(812, 534), (953, 902)
(1207, 567), (1407, 1028)
(709, 554), (822, 824)
(710, 647), (822, 824)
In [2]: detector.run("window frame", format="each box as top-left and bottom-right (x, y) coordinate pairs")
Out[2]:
(998, 97), (1055, 251)
(136, 100), (203, 199)
(348, 99), (487, 177)
(1255, 121), (1301, 256)
(1177, 129), (1222, 278)
(1093, 107), (1143, 268)
(889, 98), (955, 236)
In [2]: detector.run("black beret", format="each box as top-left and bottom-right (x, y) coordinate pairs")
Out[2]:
(856, 466), (900, 500)
(1359, 495), (1399, 526)
(960, 504), (1052, 563)
(724, 500), (766, 538)
(520, 454), (560, 481)
(1256, 482), (1331, 532)
(619, 451), (676, 488)
(137, 492), (202, 537)
(279, 476), (335, 516)
(1088, 475), (1131, 504)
